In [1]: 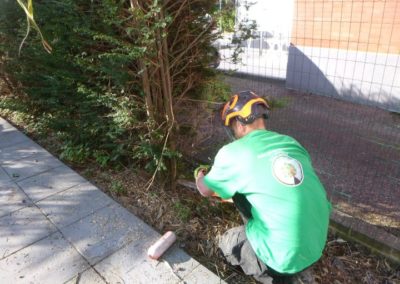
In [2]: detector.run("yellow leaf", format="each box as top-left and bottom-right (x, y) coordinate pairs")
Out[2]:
(15, 0), (52, 55)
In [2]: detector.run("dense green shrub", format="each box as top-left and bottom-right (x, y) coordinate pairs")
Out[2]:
(0, 1), (251, 174)
(0, 1), (170, 168)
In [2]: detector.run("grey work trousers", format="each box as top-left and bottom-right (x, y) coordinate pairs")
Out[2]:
(218, 226), (295, 284)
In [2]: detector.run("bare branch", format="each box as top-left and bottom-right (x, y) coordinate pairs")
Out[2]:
(170, 23), (213, 69)
(144, 123), (173, 191)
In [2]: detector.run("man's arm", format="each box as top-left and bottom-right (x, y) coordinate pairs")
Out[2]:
(195, 170), (214, 197)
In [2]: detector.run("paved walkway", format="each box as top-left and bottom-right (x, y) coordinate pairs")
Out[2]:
(0, 117), (225, 284)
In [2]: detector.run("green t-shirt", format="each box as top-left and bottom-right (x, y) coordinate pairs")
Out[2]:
(204, 130), (331, 274)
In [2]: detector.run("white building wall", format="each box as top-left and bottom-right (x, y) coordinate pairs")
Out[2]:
(286, 46), (400, 113)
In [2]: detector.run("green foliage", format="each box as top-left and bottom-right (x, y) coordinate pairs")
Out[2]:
(216, 1), (236, 32)
(1, 0), (146, 167)
(110, 180), (127, 196)
(59, 143), (91, 164)
(267, 97), (290, 110)
(0, 0), (223, 174)
(132, 129), (182, 172)
(230, 19), (258, 64)
(198, 75), (232, 102)
(215, 1), (258, 65)
(173, 201), (191, 222)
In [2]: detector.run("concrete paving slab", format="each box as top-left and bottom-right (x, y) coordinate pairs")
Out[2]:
(109, 258), (182, 284)
(2, 152), (64, 182)
(0, 140), (47, 164)
(60, 202), (156, 265)
(163, 245), (203, 279)
(93, 236), (158, 283)
(0, 129), (29, 149)
(0, 206), (57, 259)
(182, 264), (226, 284)
(64, 267), (106, 284)
(92, 222), (220, 284)
(0, 180), (31, 218)
(37, 182), (113, 228)
(94, 233), (200, 283)
(0, 117), (14, 132)
(17, 165), (86, 202)
(0, 166), (11, 182)
(0, 232), (89, 284)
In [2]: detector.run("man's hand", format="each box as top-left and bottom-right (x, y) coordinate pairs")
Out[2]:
(193, 165), (210, 180)
(194, 165), (214, 197)
(194, 165), (233, 203)
(197, 169), (206, 179)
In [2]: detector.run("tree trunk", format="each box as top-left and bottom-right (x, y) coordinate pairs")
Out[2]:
(156, 8), (177, 189)
(133, 0), (177, 190)
(140, 61), (154, 121)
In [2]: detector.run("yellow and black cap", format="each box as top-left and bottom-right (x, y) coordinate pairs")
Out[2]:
(221, 91), (270, 126)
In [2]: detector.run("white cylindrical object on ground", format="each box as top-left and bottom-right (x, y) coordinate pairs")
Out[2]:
(147, 231), (176, 260)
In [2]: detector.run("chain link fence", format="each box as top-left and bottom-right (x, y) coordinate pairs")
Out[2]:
(216, 0), (400, 237)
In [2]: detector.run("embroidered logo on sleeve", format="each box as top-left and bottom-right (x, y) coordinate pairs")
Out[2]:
(272, 154), (304, 186)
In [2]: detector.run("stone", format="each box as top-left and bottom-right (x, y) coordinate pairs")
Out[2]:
(0, 140), (47, 164)
(17, 165), (87, 202)
(37, 182), (113, 228)
(0, 166), (11, 182)
(64, 268), (106, 284)
(0, 130), (27, 149)
(0, 206), (57, 259)
(60, 203), (156, 265)
(2, 153), (64, 182)
(182, 264), (227, 284)
(0, 180), (31, 218)
(0, 232), (89, 284)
